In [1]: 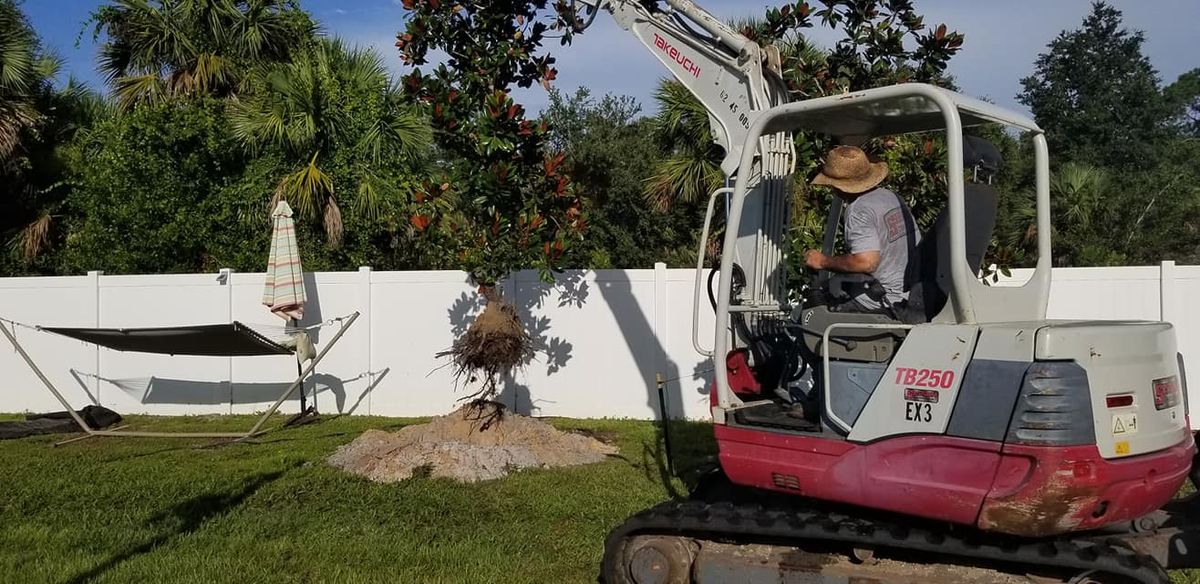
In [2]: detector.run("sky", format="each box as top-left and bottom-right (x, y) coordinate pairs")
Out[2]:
(22, 0), (1200, 118)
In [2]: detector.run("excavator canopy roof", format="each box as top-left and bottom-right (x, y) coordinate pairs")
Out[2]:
(761, 84), (1041, 139)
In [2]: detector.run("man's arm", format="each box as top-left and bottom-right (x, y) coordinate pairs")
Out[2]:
(804, 249), (880, 274)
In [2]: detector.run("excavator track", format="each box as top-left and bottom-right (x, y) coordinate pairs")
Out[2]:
(601, 475), (1170, 584)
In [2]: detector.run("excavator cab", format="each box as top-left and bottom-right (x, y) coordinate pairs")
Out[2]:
(774, 137), (1003, 436)
(790, 134), (1002, 393)
(805, 134), (1001, 325)
(688, 81), (1191, 539)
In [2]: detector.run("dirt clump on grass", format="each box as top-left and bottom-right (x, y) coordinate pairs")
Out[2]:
(328, 402), (618, 483)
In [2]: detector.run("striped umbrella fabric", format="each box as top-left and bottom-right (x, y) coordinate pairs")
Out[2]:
(263, 200), (306, 321)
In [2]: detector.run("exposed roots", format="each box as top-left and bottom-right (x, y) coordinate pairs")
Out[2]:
(459, 398), (508, 432)
(438, 294), (530, 405)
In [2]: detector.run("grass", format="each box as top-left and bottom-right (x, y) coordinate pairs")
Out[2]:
(1, 413), (1197, 584)
(0, 413), (716, 584)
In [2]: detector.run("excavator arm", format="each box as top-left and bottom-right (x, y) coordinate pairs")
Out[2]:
(573, 0), (790, 173)
(573, 0), (798, 337)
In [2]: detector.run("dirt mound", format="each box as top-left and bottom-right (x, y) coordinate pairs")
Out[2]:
(328, 403), (618, 483)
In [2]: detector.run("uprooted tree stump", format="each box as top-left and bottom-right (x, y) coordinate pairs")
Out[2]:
(437, 286), (530, 411)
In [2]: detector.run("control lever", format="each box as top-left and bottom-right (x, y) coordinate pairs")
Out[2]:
(865, 279), (900, 321)
(786, 324), (858, 350)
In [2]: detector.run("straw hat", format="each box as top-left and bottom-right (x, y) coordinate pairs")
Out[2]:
(811, 146), (889, 194)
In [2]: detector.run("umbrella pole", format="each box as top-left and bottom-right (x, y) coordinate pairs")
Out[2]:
(292, 317), (309, 415)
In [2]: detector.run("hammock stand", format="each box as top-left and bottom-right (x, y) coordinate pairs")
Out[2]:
(0, 311), (359, 442)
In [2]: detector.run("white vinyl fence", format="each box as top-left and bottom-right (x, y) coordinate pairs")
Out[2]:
(1, 262), (1198, 423)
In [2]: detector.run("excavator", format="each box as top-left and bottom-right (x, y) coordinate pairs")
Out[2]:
(567, 1), (1200, 582)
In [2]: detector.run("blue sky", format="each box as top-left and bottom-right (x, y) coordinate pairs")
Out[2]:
(23, 0), (1200, 117)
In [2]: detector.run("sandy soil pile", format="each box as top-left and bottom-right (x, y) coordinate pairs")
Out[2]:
(328, 403), (618, 483)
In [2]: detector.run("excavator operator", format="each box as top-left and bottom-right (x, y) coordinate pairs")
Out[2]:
(802, 145), (921, 315)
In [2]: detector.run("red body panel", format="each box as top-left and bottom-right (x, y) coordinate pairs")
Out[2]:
(717, 425), (1003, 525)
(977, 439), (1195, 536)
(725, 350), (762, 397)
(715, 424), (1196, 536)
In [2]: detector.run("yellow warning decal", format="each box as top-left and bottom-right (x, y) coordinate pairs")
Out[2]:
(1115, 441), (1131, 456)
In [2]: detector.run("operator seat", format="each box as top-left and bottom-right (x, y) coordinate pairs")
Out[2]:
(909, 182), (999, 321)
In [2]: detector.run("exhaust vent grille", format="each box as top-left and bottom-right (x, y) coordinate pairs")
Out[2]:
(771, 472), (801, 491)
(1006, 361), (1095, 446)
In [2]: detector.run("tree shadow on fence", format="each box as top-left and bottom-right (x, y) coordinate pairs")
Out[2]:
(595, 273), (717, 497)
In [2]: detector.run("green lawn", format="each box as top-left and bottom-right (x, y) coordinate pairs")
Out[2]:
(0, 414), (715, 584)
(1, 414), (1197, 584)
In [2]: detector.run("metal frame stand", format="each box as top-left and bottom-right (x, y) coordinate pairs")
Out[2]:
(0, 312), (359, 441)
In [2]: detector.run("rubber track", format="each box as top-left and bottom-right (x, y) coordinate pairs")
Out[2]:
(601, 499), (1170, 583)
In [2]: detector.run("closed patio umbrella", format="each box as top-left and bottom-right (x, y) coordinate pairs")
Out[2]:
(263, 199), (315, 417)
(263, 200), (306, 321)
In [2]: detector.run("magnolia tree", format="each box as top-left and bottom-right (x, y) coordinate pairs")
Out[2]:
(397, 1), (587, 402)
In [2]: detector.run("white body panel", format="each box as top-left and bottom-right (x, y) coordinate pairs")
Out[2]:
(847, 324), (979, 443)
(1036, 321), (1189, 459)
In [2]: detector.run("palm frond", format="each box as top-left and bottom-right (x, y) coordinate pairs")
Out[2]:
(113, 73), (166, 110)
(60, 76), (113, 126)
(0, 98), (40, 159)
(278, 151), (333, 218)
(232, 0), (307, 62)
(229, 63), (318, 154)
(652, 80), (714, 146)
(335, 40), (387, 93)
(10, 213), (52, 261)
(32, 51), (62, 82)
(357, 106), (432, 163)
(355, 171), (403, 219)
(1051, 162), (1110, 229)
(96, 40), (135, 84)
(643, 150), (723, 211)
(189, 52), (234, 93)
(323, 195), (344, 247)
(356, 175), (381, 219)
(0, 8), (35, 94)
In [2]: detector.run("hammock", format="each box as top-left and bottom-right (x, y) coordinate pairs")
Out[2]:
(42, 322), (294, 356)
(0, 312), (359, 441)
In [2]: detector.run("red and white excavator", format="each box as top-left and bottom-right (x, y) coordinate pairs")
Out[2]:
(569, 1), (1200, 582)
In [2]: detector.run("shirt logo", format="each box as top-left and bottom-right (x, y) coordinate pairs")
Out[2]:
(884, 208), (905, 243)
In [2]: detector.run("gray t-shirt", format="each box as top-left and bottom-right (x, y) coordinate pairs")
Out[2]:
(844, 188), (920, 310)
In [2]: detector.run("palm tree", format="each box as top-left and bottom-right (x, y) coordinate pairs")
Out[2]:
(643, 79), (724, 211)
(91, 0), (314, 109)
(230, 38), (431, 246)
(1, 0), (106, 265)
(992, 162), (1120, 268)
(0, 0), (42, 164)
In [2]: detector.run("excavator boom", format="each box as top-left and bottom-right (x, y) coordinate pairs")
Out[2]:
(574, 0), (796, 314)
(573, 0), (789, 171)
